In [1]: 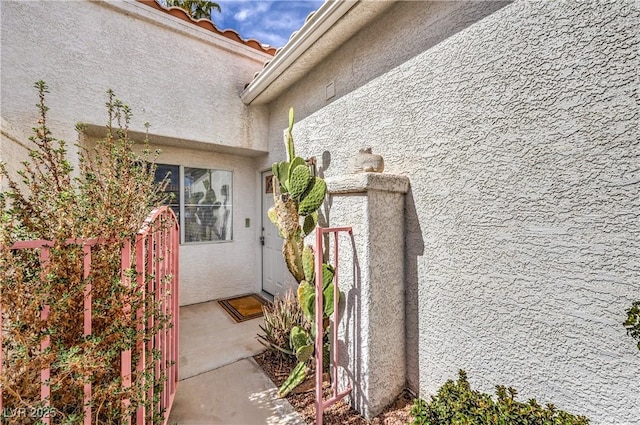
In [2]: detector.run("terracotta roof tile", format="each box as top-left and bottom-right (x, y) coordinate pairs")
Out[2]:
(137, 0), (276, 55)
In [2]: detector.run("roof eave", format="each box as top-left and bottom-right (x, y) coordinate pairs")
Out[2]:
(240, 0), (361, 105)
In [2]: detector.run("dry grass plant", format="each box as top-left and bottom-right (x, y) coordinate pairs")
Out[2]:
(257, 288), (310, 362)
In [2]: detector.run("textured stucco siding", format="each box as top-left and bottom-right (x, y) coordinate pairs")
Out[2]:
(0, 118), (32, 191)
(256, 0), (511, 172)
(1, 0), (269, 305)
(0, 1), (270, 156)
(282, 1), (639, 423)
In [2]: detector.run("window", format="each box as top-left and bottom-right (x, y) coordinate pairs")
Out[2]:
(155, 164), (232, 244)
(155, 164), (180, 220)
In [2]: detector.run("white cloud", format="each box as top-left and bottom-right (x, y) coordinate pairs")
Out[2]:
(247, 29), (288, 47)
(234, 9), (251, 21)
(215, 0), (323, 47)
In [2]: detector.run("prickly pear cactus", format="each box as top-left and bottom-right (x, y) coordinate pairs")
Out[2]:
(270, 107), (341, 396)
(288, 156), (306, 179)
(270, 108), (329, 282)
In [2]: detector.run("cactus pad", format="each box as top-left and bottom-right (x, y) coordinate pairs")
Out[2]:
(298, 177), (327, 216)
(283, 234), (304, 282)
(296, 344), (314, 362)
(303, 212), (317, 236)
(324, 283), (335, 316)
(286, 108), (295, 161)
(322, 263), (335, 289)
(277, 161), (290, 192)
(290, 325), (310, 351)
(267, 206), (277, 225)
(297, 280), (315, 322)
(278, 361), (307, 397)
(289, 164), (311, 200)
(302, 245), (315, 283)
(288, 156), (306, 180)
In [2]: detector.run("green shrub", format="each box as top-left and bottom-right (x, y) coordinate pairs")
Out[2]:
(409, 370), (589, 425)
(0, 82), (168, 424)
(623, 301), (640, 351)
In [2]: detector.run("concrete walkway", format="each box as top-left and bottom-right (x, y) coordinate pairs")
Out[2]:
(168, 299), (305, 425)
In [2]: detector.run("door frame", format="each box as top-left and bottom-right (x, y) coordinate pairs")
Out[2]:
(259, 169), (282, 297)
(260, 169), (271, 295)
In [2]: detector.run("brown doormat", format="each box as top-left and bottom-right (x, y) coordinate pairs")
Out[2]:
(218, 294), (270, 323)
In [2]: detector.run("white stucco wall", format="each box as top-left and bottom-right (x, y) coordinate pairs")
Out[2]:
(1, 1), (270, 156)
(0, 118), (33, 191)
(1, 0), (271, 304)
(128, 142), (262, 305)
(269, 1), (639, 423)
(256, 0), (511, 171)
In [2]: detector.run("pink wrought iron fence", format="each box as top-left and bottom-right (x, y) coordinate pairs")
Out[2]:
(314, 226), (353, 425)
(0, 206), (179, 425)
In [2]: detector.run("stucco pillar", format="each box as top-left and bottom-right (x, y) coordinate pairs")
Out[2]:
(324, 172), (409, 419)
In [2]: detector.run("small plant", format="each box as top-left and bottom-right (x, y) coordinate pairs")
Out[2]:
(257, 288), (309, 360)
(624, 301), (640, 351)
(409, 370), (589, 425)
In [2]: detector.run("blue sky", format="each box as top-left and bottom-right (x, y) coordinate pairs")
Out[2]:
(213, 1), (324, 48)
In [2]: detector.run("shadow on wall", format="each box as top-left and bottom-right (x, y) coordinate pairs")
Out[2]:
(342, 1), (514, 106)
(405, 185), (424, 392)
(336, 233), (364, 410)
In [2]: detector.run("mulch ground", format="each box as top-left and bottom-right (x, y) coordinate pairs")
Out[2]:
(254, 351), (414, 424)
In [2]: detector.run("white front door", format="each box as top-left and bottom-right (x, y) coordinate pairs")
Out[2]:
(261, 171), (289, 296)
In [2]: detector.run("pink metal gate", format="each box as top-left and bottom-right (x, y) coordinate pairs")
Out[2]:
(0, 206), (179, 424)
(314, 226), (353, 425)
